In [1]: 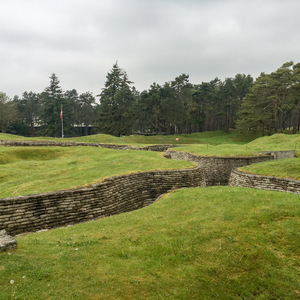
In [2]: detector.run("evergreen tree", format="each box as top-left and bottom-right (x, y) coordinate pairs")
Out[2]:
(64, 89), (79, 136)
(97, 62), (135, 136)
(193, 78), (221, 131)
(14, 91), (40, 136)
(0, 92), (17, 133)
(39, 73), (64, 137)
(291, 63), (300, 133)
(236, 62), (298, 135)
(77, 92), (97, 136)
(171, 74), (195, 134)
(137, 83), (166, 134)
(218, 74), (254, 132)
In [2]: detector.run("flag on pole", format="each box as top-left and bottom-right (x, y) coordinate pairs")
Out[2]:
(60, 104), (63, 119)
(60, 104), (64, 138)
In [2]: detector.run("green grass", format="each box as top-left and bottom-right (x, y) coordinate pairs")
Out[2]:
(173, 133), (300, 157)
(0, 133), (62, 142)
(115, 130), (243, 145)
(0, 146), (194, 198)
(239, 158), (300, 181)
(1, 132), (299, 298)
(0, 187), (299, 299)
(247, 133), (300, 156)
(174, 143), (259, 157)
(0, 130), (246, 145)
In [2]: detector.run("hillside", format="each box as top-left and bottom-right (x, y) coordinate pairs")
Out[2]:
(0, 187), (299, 299)
(0, 130), (247, 145)
(0, 146), (194, 198)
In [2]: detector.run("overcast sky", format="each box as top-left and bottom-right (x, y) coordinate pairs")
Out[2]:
(1, 0), (300, 98)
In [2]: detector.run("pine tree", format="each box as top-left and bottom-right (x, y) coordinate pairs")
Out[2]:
(39, 73), (64, 137)
(236, 62), (297, 135)
(0, 92), (17, 133)
(97, 62), (135, 136)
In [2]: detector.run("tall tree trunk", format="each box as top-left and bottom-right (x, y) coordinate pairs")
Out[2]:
(292, 99), (300, 134)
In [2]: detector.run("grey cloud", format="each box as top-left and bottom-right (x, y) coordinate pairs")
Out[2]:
(1, 0), (300, 97)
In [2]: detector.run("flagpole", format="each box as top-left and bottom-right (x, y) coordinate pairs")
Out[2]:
(60, 104), (64, 138)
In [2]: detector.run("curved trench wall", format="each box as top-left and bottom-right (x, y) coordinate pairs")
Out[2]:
(0, 165), (205, 236)
(229, 169), (300, 194)
(0, 141), (296, 237)
(0, 140), (175, 152)
(165, 150), (274, 186)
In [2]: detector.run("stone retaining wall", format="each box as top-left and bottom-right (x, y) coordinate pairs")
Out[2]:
(0, 165), (205, 236)
(257, 150), (296, 160)
(229, 169), (300, 194)
(0, 139), (175, 152)
(165, 150), (274, 186)
(0, 140), (297, 238)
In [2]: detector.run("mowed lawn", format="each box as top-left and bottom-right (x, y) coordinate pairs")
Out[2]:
(0, 130), (244, 145)
(173, 133), (300, 157)
(240, 158), (300, 181)
(0, 146), (194, 198)
(0, 187), (299, 299)
(0, 132), (299, 299)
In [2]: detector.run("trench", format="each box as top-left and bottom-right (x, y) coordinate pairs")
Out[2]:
(0, 140), (298, 247)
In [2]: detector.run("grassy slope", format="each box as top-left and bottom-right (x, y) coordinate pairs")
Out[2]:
(0, 133), (299, 197)
(0, 187), (299, 299)
(239, 158), (300, 181)
(174, 133), (300, 157)
(0, 132), (299, 298)
(0, 130), (244, 145)
(238, 134), (300, 180)
(0, 146), (194, 198)
(247, 133), (300, 153)
(174, 143), (258, 157)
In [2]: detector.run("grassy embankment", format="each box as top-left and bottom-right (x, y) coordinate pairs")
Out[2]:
(0, 132), (299, 197)
(0, 187), (299, 299)
(236, 134), (300, 180)
(0, 130), (248, 145)
(174, 133), (300, 157)
(0, 146), (194, 199)
(0, 132), (299, 298)
(240, 158), (300, 181)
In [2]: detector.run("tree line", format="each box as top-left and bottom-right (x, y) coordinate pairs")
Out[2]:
(0, 61), (299, 137)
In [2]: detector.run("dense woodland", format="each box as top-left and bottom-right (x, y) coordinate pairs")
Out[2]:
(0, 61), (299, 137)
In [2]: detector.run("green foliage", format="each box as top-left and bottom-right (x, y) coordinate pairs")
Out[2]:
(0, 92), (17, 133)
(97, 62), (136, 136)
(192, 74), (254, 133)
(77, 92), (97, 136)
(0, 187), (299, 299)
(38, 73), (65, 137)
(12, 91), (40, 137)
(2, 60), (299, 138)
(0, 146), (194, 198)
(236, 62), (300, 135)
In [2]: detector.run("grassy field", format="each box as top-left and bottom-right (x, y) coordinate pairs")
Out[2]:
(239, 158), (300, 181)
(174, 143), (258, 157)
(0, 133), (299, 198)
(70, 131), (246, 145)
(174, 133), (300, 157)
(0, 146), (194, 198)
(0, 130), (247, 145)
(1, 131), (299, 156)
(0, 187), (299, 299)
(0, 132), (299, 299)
